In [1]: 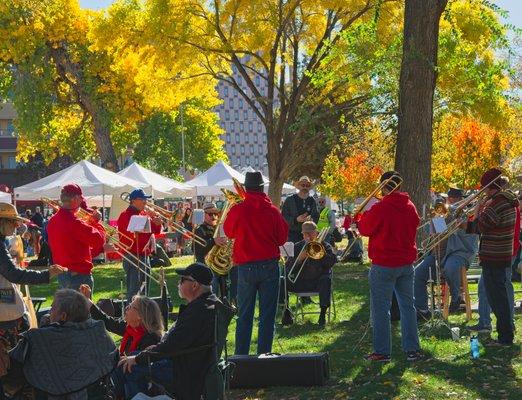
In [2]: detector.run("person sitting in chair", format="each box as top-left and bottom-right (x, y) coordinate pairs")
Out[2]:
(118, 262), (222, 400)
(285, 221), (337, 327)
(6, 289), (118, 399)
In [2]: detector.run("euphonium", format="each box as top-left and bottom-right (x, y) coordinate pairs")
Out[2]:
(205, 178), (246, 275)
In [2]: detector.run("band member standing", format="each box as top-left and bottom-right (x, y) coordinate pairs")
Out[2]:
(1, 202), (66, 393)
(46, 184), (105, 291)
(286, 221), (337, 326)
(224, 172), (288, 355)
(118, 189), (162, 300)
(358, 171), (422, 362)
(193, 203), (227, 264)
(282, 176), (319, 243)
(468, 168), (518, 345)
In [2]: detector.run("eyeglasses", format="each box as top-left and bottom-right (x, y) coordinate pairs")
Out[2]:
(301, 184), (311, 189)
(205, 212), (219, 217)
(180, 276), (196, 284)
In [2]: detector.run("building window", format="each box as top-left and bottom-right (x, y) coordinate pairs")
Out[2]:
(253, 134), (258, 143)
(235, 133), (240, 142)
(248, 121), (253, 132)
(255, 76), (261, 86)
(224, 110), (230, 121)
(243, 110), (248, 119)
(229, 98), (234, 108)
(250, 146), (254, 155)
(234, 110), (239, 120)
(7, 156), (16, 169)
(239, 121), (244, 131)
(240, 146), (245, 155)
(230, 121), (235, 131)
(238, 99), (243, 109)
(224, 86), (229, 96)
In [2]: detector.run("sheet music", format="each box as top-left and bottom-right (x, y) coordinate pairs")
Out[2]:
(431, 216), (447, 234)
(280, 241), (294, 258)
(127, 215), (151, 233)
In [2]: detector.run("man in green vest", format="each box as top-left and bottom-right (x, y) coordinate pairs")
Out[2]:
(317, 197), (336, 245)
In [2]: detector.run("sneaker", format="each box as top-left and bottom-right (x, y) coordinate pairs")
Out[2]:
(468, 324), (492, 333)
(406, 350), (423, 362)
(318, 315), (326, 327)
(364, 353), (390, 362)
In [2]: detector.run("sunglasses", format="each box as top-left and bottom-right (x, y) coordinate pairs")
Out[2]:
(205, 212), (219, 216)
(180, 276), (196, 284)
(300, 183), (311, 188)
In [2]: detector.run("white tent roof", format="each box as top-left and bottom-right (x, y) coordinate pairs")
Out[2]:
(185, 160), (246, 196)
(0, 191), (11, 203)
(242, 166), (296, 195)
(14, 160), (150, 201)
(118, 162), (194, 198)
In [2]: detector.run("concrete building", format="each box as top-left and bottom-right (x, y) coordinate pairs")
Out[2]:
(215, 66), (268, 174)
(0, 102), (17, 170)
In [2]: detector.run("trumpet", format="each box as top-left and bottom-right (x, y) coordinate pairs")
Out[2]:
(288, 227), (328, 284)
(120, 193), (207, 247)
(41, 197), (160, 284)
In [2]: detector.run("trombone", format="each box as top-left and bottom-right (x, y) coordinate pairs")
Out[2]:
(41, 197), (160, 284)
(288, 227), (329, 284)
(339, 174), (402, 261)
(120, 193), (207, 247)
(415, 173), (505, 264)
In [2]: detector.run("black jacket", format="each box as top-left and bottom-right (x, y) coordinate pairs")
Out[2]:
(89, 303), (161, 353)
(0, 235), (49, 285)
(282, 194), (319, 234)
(194, 223), (216, 264)
(286, 240), (337, 281)
(136, 292), (220, 400)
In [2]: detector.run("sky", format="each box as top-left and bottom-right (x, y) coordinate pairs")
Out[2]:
(80, 0), (521, 28)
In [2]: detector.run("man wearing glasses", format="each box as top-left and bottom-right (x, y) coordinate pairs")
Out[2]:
(194, 202), (227, 264)
(118, 262), (220, 400)
(282, 176), (319, 243)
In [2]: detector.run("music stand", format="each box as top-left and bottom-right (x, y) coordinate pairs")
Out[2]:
(127, 215), (152, 296)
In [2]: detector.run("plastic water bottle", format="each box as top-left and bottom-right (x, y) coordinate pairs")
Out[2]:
(470, 335), (480, 359)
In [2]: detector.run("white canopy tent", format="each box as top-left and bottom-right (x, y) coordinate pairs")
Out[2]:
(185, 160), (246, 196)
(0, 191), (11, 203)
(14, 160), (149, 202)
(118, 162), (195, 198)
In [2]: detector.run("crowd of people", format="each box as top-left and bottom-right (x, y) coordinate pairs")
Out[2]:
(0, 166), (520, 399)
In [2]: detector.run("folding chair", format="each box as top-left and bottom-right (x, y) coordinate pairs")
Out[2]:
(292, 270), (337, 323)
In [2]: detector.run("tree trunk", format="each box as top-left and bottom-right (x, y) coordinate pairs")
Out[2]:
(395, 0), (447, 211)
(91, 111), (118, 171)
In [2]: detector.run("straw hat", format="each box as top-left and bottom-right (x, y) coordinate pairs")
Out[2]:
(0, 202), (29, 223)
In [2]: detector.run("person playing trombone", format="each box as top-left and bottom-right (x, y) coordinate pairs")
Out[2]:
(118, 189), (162, 300)
(46, 184), (106, 291)
(357, 171), (422, 362)
(285, 221), (337, 327)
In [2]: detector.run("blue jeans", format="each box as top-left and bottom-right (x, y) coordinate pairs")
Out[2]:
(477, 260), (515, 329)
(235, 259), (280, 355)
(57, 272), (93, 291)
(414, 254), (436, 311)
(443, 255), (468, 306)
(123, 256), (150, 301)
(370, 264), (420, 355)
(123, 358), (173, 399)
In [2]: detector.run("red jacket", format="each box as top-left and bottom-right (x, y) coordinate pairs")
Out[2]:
(47, 208), (106, 275)
(118, 206), (162, 256)
(223, 191), (289, 265)
(358, 191), (420, 267)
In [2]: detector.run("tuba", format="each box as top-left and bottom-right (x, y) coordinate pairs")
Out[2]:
(205, 178), (246, 275)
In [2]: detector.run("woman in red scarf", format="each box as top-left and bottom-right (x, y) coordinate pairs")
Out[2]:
(80, 285), (163, 398)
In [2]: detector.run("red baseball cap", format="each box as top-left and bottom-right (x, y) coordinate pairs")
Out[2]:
(61, 184), (83, 197)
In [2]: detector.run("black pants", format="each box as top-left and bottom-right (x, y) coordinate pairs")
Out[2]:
(482, 264), (514, 343)
(286, 274), (332, 308)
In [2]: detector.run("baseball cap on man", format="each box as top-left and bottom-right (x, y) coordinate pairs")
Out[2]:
(129, 188), (152, 201)
(61, 184), (83, 197)
(176, 262), (213, 286)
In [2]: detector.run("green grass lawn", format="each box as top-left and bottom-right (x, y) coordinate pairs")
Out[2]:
(29, 257), (522, 400)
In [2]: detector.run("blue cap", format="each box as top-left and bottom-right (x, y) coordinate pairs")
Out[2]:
(129, 189), (152, 201)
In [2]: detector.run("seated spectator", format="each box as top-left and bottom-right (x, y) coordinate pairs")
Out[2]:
(285, 221), (337, 326)
(118, 263), (219, 400)
(80, 285), (164, 398)
(6, 289), (117, 399)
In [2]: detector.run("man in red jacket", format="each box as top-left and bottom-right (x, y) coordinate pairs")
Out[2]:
(224, 171), (288, 355)
(358, 171), (421, 362)
(47, 184), (106, 291)
(118, 188), (162, 300)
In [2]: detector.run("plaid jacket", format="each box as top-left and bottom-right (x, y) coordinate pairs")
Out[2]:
(472, 190), (519, 267)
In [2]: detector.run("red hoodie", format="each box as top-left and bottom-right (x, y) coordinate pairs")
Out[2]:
(358, 191), (420, 267)
(223, 191), (289, 265)
(117, 206), (162, 256)
(47, 208), (106, 274)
